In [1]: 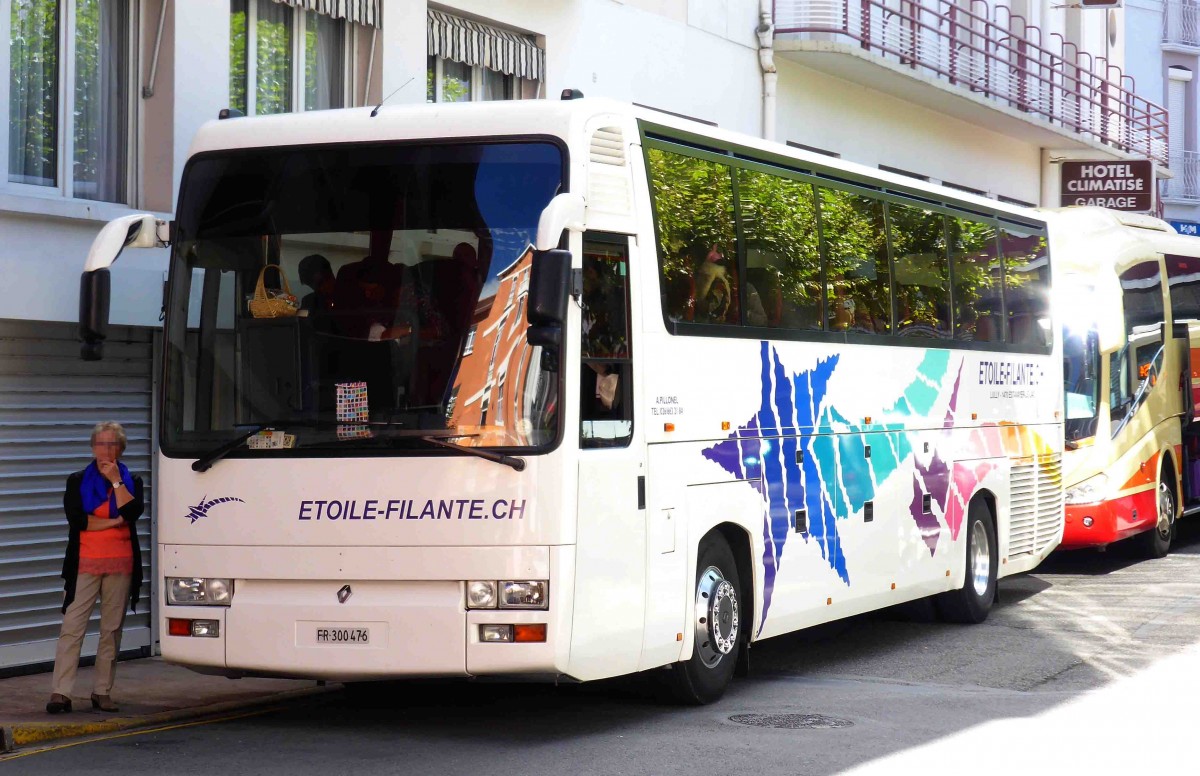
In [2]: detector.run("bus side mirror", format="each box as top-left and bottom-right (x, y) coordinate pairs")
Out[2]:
(79, 213), (169, 361)
(528, 249), (572, 327)
(80, 269), (111, 361)
(527, 249), (572, 366)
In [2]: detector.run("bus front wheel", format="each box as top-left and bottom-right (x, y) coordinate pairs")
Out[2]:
(668, 534), (742, 704)
(936, 500), (997, 624)
(1136, 476), (1176, 559)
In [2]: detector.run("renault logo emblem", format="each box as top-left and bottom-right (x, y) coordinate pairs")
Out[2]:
(337, 584), (352, 604)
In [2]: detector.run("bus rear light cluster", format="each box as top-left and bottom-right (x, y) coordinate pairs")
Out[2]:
(479, 624), (547, 643)
(168, 617), (220, 638)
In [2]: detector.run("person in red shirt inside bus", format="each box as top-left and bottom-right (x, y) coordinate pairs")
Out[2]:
(47, 422), (144, 714)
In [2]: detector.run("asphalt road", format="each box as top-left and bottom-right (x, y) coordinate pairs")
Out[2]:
(11, 521), (1200, 775)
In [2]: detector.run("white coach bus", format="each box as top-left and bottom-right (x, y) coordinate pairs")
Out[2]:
(78, 96), (1063, 703)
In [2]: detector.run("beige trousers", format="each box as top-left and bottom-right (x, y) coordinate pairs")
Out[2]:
(51, 572), (131, 697)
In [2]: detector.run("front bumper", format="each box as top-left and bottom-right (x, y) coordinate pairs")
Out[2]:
(159, 544), (572, 680)
(1060, 489), (1157, 549)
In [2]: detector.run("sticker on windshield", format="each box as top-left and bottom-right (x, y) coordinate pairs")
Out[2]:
(336, 381), (369, 422)
(247, 430), (295, 449)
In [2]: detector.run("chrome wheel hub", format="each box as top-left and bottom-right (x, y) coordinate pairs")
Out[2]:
(1157, 482), (1175, 540)
(969, 520), (991, 597)
(694, 565), (739, 668)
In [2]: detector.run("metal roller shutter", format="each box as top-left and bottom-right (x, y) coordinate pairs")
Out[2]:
(0, 319), (154, 671)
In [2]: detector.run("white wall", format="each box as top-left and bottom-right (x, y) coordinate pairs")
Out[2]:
(773, 59), (1042, 203)
(418, 0), (763, 133)
(0, 213), (166, 327)
(1125, 2), (1165, 107)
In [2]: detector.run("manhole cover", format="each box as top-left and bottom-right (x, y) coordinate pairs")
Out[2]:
(729, 713), (853, 729)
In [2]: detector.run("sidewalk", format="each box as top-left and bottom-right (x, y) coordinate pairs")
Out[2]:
(0, 657), (330, 753)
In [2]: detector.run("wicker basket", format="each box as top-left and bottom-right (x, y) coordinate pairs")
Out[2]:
(248, 264), (299, 319)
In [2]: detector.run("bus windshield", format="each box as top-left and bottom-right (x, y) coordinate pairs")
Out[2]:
(162, 140), (565, 458)
(1063, 325), (1100, 442)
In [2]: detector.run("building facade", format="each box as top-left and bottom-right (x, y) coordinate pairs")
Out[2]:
(1128, 0), (1200, 231)
(0, 0), (1164, 671)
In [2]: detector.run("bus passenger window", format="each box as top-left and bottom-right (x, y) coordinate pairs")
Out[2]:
(1110, 347), (1133, 427)
(646, 148), (737, 328)
(1001, 228), (1051, 349)
(581, 237), (633, 448)
(950, 217), (1002, 342)
(819, 188), (890, 334)
(890, 204), (950, 339)
(737, 169), (823, 330)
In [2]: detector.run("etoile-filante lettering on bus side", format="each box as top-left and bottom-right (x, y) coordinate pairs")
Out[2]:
(296, 498), (527, 521)
(977, 360), (1043, 387)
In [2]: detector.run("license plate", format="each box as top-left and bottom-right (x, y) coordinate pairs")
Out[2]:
(315, 626), (370, 644)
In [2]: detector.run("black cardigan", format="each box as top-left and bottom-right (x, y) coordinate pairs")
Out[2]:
(61, 469), (146, 614)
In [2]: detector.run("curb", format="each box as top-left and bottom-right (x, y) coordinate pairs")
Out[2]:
(0, 684), (333, 753)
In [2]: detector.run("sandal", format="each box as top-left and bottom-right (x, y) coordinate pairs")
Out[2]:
(46, 693), (72, 714)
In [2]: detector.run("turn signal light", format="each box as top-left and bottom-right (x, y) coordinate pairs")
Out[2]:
(168, 617), (220, 637)
(478, 624), (547, 643)
(513, 624), (547, 643)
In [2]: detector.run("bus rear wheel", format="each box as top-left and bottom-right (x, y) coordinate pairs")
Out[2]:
(1136, 477), (1175, 559)
(935, 500), (997, 624)
(667, 534), (742, 705)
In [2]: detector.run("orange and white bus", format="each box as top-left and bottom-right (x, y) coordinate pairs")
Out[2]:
(1058, 208), (1200, 556)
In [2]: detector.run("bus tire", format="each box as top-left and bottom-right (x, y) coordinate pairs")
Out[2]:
(1136, 475), (1176, 559)
(668, 534), (742, 705)
(935, 500), (997, 624)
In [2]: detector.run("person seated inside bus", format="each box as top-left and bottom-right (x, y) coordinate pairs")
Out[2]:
(297, 253), (336, 334)
(744, 267), (783, 328)
(830, 284), (854, 331)
(408, 242), (482, 407)
(896, 291), (951, 339)
(328, 231), (418, 415)
(692, 244), (738, 324)
(332, 230), (410, 342)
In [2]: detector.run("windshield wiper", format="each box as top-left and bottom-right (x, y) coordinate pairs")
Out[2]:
(192, 421), (315, 473)
(419, 435), (526, 472)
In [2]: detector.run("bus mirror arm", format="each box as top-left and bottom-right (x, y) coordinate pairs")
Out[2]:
(79, 214), (170, 361)
(534, 193), (585, 251)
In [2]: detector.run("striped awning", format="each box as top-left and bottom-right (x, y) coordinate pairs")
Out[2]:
(271, 0), (381, 28)
(428, 9), (544, 82)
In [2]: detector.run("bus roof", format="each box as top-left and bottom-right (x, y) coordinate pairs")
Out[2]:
(187, 97), (1046, 228)
(1041, 206), (1200, 277)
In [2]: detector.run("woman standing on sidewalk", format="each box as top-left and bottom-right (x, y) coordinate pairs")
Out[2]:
(47, 421), (144, 714)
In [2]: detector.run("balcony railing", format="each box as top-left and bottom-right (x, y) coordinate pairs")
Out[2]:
(1165, 150), (1200, 201)
(774, 0), (1168, 164)
(1164, 0), (1200, 48)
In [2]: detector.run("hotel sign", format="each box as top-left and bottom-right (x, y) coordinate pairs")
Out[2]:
(1060, 160), (1153, 212)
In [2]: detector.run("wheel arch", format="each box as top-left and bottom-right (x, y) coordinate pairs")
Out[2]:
(972, 488), (998, 531)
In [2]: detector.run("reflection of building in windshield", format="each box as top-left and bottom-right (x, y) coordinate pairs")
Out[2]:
(447, 246), (537, 445)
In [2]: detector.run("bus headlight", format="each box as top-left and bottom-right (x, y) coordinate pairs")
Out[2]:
(466, 580), (549, 609)
(1065, 474), (1108, 505)
(500, 581), (548, 609)
(467, 580), (497, 609)
(167, 577), (233, 606)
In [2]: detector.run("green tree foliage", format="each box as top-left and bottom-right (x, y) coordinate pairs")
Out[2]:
(256, 6), (292, 115)
(646, 143), (1050, 342)
(230, 5), (247, 114)
(8, 0), (58, 185)
(73, 0), (101, 189)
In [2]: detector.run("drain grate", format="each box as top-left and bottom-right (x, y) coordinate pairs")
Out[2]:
(729, 713), (853, 729)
